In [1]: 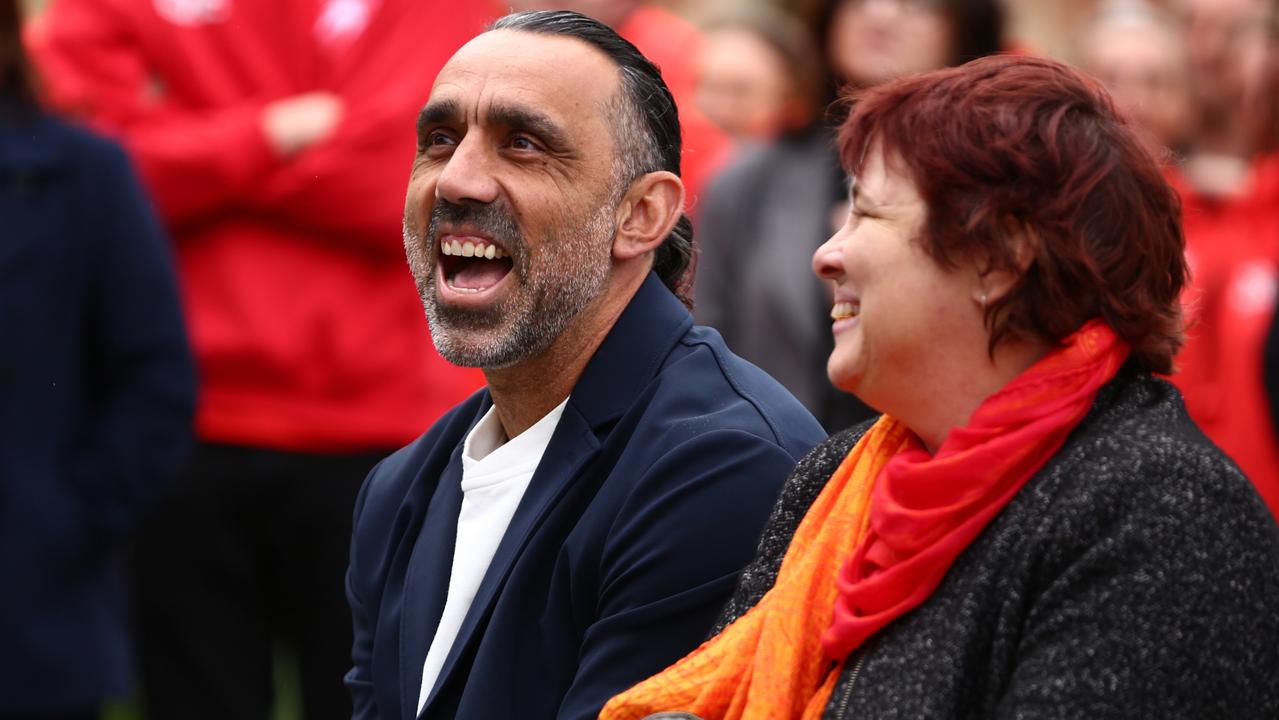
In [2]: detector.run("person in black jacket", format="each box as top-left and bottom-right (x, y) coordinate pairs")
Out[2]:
(604, 54), (1279, 720)
(0, 2), (194, 716)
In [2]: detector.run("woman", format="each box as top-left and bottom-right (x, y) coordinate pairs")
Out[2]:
(694, 0), (1003, 433)
(603, 55), (1279, 719)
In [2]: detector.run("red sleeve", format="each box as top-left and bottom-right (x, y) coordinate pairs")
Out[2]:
(237, 1), (500, 258)
(28, 0), (278, 227)
(245, 98), (420, 259)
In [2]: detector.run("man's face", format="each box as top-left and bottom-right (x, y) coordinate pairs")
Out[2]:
(404, 30), (625, 369)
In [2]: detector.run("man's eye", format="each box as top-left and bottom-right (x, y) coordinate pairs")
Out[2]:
(424, 130), (456, 149)
(509, 135), (540, 151)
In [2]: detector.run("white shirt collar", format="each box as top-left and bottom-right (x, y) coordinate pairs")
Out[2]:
(460, 398), (569, 488)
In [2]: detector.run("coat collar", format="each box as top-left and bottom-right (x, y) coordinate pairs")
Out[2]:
(567, 272), (693, 428)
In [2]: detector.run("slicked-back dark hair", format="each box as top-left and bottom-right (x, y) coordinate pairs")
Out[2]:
(490, 10), (695, 306)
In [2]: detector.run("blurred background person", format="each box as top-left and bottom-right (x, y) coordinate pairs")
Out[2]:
(694, 0), (1005, 434)
(1161, 0), (1279, 517)
(0, 0), (194, 716)
(695, 5), (821, 145)
(507, 0), (734, 215)
(25, 0), (496, 716)
(1178, 0), (1274, 177)
(1076, 2), (1197, 161)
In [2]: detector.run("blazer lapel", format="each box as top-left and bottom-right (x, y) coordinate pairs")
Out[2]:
(420, 407), (601, 714)
(396, 446), (465, 720)
(416, 274), (694, 717)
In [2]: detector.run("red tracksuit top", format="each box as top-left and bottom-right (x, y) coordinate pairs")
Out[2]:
(30, 0), (496, 451)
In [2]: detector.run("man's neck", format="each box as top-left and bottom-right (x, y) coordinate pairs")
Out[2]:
(483, 274), (642, 438)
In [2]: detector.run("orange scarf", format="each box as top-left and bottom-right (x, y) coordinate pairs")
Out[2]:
(600, 320), (1128, 720)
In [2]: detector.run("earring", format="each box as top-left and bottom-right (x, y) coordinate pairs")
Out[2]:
(979, 293), (988, 310)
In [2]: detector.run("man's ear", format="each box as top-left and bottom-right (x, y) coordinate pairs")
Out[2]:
(612, 171), (684, 262)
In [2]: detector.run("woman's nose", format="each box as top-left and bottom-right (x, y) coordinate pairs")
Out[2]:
(813, 232), (846, 281)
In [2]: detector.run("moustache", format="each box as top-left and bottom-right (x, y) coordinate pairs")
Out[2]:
(427, 198), (526, 262)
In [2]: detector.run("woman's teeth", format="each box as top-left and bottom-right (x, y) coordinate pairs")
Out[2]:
(831, 301), (859, 320)
(441, 239), (506, 259)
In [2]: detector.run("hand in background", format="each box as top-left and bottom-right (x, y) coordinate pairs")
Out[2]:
(261, 91), (345, 158)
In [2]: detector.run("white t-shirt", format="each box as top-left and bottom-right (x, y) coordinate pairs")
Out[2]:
(417, 398), (568, 713)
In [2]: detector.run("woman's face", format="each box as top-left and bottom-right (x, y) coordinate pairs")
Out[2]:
(828, 0), (954, 87)
(812, 146), (980, 412)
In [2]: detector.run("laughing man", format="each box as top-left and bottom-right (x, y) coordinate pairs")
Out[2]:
(345, 11), (825, 720)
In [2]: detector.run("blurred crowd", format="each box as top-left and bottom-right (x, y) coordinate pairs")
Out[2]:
(3, 0), (1277, 716)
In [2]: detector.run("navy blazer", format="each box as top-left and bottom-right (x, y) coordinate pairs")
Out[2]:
(347, 274), (825, 720)
(0, 109), (194, 711)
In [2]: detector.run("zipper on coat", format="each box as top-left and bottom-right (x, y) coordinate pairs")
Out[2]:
(830, 639), (876, 719)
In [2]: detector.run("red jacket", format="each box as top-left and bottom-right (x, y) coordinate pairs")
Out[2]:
(1168, 155), (1279, 517)
(31, 0), (496, 451)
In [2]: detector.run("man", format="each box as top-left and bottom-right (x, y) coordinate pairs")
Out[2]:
(346, 11), (826, 720)
(29, 0), (495, 716)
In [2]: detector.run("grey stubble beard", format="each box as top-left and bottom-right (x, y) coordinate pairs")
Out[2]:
(403, 199), (615, 370)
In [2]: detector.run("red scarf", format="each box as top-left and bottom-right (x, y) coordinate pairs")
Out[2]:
(822, 319), (1130, 658)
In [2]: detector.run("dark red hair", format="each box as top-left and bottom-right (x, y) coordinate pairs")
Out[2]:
(838, 54), (1187, 373)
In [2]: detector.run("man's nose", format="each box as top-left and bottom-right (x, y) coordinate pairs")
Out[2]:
(435, 134), (501, 205)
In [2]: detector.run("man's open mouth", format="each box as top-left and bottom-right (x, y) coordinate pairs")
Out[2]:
(438, 236), (515, 294)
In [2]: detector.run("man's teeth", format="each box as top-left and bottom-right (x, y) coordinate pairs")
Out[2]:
(831, 301), (859, 320)
(441, 239), (505, 259)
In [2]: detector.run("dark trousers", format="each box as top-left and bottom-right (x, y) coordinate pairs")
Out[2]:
(131, 443), (386, 720)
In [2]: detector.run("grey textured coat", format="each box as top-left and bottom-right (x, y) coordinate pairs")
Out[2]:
(711, 370), (1279, 719)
